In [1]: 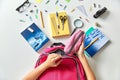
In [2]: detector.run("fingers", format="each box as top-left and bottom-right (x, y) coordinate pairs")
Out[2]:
(50, 53), (61, 58)
(49, 53), (62, 62)
(81, 42), (84, 49)
(54, 54), (62, 60)
(54, 60), (62, 67)
(49, 53), (62, 67)
(78, 41), (84, 54)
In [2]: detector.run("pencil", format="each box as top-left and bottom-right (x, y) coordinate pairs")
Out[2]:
(40, 11), (44, 28)
(84, 38), (99, 50)
(51, 17), (59, 35)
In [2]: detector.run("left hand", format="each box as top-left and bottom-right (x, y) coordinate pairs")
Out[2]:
(44, 53), (62, 68)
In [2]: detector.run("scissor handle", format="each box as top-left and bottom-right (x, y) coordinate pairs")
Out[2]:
(60, 16), (67, 20)
(63, 16), (67, 20)
(60, 16), (63, 20)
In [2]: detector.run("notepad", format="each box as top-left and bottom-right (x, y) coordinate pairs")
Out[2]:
(84, 27), (109, 57)
(49, 12), (70, 38)
(21, 23), (49, 52)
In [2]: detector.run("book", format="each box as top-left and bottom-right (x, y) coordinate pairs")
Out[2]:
(84, 27), (109, 57)
(49, 12), (70, 38)
(21, 23), (49, 52)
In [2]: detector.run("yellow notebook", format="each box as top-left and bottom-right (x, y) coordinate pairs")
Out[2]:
(49, 12), (70, 38)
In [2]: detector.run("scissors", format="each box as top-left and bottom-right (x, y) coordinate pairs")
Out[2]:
(60, 16), (67, 30)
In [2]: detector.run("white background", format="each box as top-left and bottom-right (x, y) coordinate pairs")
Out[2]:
(0, 0), (120, 80)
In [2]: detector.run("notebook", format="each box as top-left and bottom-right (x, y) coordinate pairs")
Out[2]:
(49, 12), (70, 38)
(84, 27), (109, 57)
(21, 23), (49, 52)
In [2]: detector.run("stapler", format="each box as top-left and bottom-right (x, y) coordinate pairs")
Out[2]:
(93, 7), (107, 18)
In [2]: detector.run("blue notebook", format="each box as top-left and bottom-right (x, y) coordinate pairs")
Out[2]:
(84, 27), (109, 57)
(21, 23), (49, 52)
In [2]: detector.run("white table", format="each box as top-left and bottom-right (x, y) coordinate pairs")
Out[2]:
(0, 0), (120, 80)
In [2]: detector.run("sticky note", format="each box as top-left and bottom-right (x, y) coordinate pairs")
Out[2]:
(35, 0), (42, 3)
(65, 0), (71, 3)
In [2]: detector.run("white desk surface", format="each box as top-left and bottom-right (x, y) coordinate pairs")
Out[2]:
(0, 0), (120, 80)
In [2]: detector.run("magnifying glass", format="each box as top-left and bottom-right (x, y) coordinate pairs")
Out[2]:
(71, 19), (84, 35)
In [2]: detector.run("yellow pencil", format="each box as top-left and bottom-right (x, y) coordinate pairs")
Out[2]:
(84, 38), (99, 50)
(40, 11), (44, 28)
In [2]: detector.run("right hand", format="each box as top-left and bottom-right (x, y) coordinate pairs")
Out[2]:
(77, 42), (85, 57)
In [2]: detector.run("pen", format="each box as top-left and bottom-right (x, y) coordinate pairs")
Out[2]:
(84, 38), (99, 50)
(56, 12), (60, 29)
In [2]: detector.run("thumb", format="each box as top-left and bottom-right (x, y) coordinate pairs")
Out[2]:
(78, 41), (84, 54)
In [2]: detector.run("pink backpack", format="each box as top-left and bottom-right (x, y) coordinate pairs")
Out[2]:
(35, 29), (86, 80)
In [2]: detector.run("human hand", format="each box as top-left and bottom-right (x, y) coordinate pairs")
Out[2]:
(77, 41), (85, 57)
(44, 53), (62, 68)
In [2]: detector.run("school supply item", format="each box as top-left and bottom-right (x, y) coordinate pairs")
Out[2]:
(84, 27), (109, 57)
(71, 19), (84, 35)
(56, 12), (60, 29)
(95, 22), (101, 27)
(93, 7), (107, 18)
(35, 0), (43, 3)
(35, 30), (86, 80)
(21, 23), (49, 52)
(65, 0), (71, 3)
(16, 0), (31, 13)
(64, 29), (85, 56)
(74, 19), (84, 28)
(49, 12), (70, 38)
(84, 38), (99, 50)
(40, 11), (44, 28)
(60, 15), (67, 30)
(77, 5), (88, 17)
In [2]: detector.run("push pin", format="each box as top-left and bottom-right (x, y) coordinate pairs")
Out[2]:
(93, 7), (107, 18)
